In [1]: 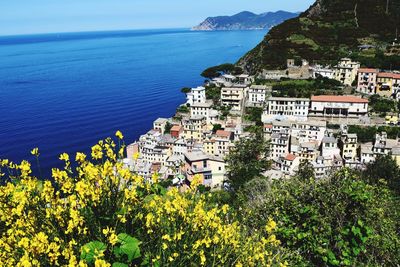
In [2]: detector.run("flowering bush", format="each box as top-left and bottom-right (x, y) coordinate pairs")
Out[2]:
(0, 132), (286, 267)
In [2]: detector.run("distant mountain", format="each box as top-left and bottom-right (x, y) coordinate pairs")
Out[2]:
(192, 11), (299, 31)
(238, 0), (400, 73)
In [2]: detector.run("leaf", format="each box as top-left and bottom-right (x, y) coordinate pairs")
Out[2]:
(112, 263), (129, 267)
(116, 233), (141, 262)
(80, 241), (107, 264)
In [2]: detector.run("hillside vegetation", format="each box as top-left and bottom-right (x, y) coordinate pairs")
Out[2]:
(239, 0), (400, 72)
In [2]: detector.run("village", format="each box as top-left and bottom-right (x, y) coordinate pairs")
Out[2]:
(123, 58), (400, 189)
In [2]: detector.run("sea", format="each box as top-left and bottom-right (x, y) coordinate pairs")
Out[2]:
(0, 28), (266, 176)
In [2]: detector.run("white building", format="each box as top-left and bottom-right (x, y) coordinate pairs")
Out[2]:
(247, 85), (271, 107)
(186, 86), (206, 105)
(321, 136), (340, 158)
(221, 87), (245, 111)
(311, 65), (335, 79)
(334, 58), (360, 86)
(270, 130), (290, 160)
(309, 95), (368, 118)
(190, 101), (213, 118)
(153, 118), (169, 134)
(262, 97), (309, 122)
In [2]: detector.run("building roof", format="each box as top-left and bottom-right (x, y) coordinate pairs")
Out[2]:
(285, 154), (297, 161)
(191, 101), (212, 108)
(185, 151), (209, 162)
(392, 73), (400, 79)
(264, 124), (273, 129)
(250, 85), (270, 90)
(216, 130), (232, 138)
(322, 136), (337, 143)
(154, 118), (168, 124)
(268, 97), (310, 102)
(170, 125), (182, 132)
(191, 86), (205, 91)
(358, 68), (379, 73)
(378, 72), (395, 78)
(222, 74), (236, 79)
(311, 95), (368, 104)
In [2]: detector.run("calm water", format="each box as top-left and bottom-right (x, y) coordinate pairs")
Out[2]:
(0, 29), (266, 176)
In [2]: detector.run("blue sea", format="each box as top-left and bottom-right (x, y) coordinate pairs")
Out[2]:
(0, 28), (266, 176)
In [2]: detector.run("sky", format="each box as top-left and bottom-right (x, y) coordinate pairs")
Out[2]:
(0, 0), (315, 36)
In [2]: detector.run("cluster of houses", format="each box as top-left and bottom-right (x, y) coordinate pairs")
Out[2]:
(122, 57), (400, 189)
(356, 68), (400, 97)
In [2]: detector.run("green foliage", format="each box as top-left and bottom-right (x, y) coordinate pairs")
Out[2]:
(348, 125), (400, 143)
(240, 169), (400, 266)
(81, 241), (107, 264)
(180, 87), (191, 94)
(205, 85), (221, 104)
(201, 63), (238, 79)
(212, 123), (222, 133)
(369, 94), (397, 113)
(244, 107), (263, 126)
(239, 0), (400, 72)
(363, 155), (400, 193)
(113, 233), (141, 263)
(164, 121), (172, 134)
(269, 77), (342, 98)
(226, 134), (270, 191)
(176, 105), (189, 114)
(296, 160), (315, 181)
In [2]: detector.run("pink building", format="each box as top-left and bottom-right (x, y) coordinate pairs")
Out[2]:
(357, 68), (378, 95)
(170, 125), (183, 139)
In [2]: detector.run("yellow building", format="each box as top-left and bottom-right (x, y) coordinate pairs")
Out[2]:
(376, 72), (393, 97)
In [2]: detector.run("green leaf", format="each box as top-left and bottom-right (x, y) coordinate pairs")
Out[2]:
(80, 241), (107, 264)
(112, 263), (128, 267)
(116, 233), (141, 262)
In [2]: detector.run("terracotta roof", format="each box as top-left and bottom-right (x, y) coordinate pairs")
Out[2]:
(392, 73), (400, 79)
(216, 130), (232, 138)
(171, 125), (182, 131)
(311, 95), (368, 103)
(378, 72), (394, 78)
(358, 68), (379, 73)
(264, 124), (273, 129)
(285, 154), (296, 161)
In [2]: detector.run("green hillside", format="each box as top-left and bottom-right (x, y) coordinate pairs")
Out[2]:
(239, 0), (400, 73)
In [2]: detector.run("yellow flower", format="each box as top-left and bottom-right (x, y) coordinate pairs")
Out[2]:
(109, 233), (118, 246)
(91, 144), (103, 160)
(75, 152), (86, 163)
(133, 152), (140, 160)
(31, 147), (39, 156)
(94, 259), (111, 267)
(59, 153), (70, 162)
(115, 130), (124, 140)
(266, 218), (277, 233)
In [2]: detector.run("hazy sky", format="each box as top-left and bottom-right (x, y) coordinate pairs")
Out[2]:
(0, 0), (315, 36)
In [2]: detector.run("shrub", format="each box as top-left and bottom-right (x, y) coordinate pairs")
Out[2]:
(0, 132), (286, 267)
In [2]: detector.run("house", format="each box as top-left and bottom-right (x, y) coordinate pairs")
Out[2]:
(186, 86), (206, 105)
(247, 85), (271, 107)
(334, 58), (360, 86)
(373, 132), (399, 155)
(221, 87), (245, 111)
(182, 116), (207, 141)
(376, 72), (394, 97)
(280, 154), (300, 176)
(321, 135), (340, 158)
(357, 68), (378, 95)
(309, 95), (368, 118)
(184, 151), (225, 188)
(153, 118), (169, 134)
(236, 74), (254, 85)
(170, 125), (183, 139)
(270, 130), (290, 160)
(360, 142), (375, 165)
(290, 120), (327, 144)
(214, 130), (233, 157)
(339, 132), (359, 167)
(190, 101), (213, 118)
(311, 65), (335, 79)
(262, 97), (309, 122)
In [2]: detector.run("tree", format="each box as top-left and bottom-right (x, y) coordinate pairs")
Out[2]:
(180, 87), (191, 94)
(212, 124), (222, 133)
(226, 133), (270, 191)
(363, 154), (400, 192)
(164, 121), (173, 134)
(296, 160), (315, 181)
